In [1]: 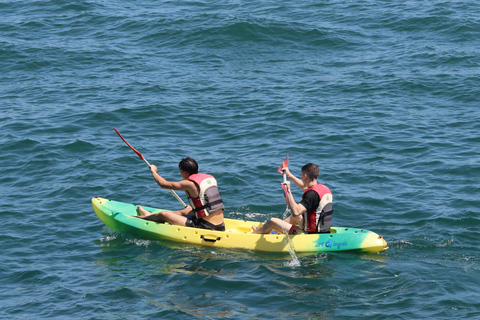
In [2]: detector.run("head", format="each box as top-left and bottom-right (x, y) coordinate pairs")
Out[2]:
(301, 163), (319, 184)
(178, 156), (198, 178)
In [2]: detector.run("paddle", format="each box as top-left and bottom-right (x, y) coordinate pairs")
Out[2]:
(113, 128), (187, 207)
(277, 155), (300, 265)
(278, 155), (289, 204)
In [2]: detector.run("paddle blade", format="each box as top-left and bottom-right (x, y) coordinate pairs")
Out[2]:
(278, 155), (289, 173)
(114, 127), (145, 160)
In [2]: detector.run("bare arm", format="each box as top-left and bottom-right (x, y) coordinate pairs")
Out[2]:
(283, 181), (307, 218)
(150, 165), (197, 195)
(283, 167), (306, 191)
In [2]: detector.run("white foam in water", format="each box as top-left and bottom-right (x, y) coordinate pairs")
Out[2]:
(280, 207), (301, 267)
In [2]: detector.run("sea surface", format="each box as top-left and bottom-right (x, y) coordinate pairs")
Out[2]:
(1, 0), (480, 318)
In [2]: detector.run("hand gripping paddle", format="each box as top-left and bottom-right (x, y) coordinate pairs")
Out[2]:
(278, 155), (289, 203)
(114, 128), (187, 207)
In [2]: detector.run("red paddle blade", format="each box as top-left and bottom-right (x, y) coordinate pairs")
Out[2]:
(114, 128), (145, 160)
(278, 155), (289, 173)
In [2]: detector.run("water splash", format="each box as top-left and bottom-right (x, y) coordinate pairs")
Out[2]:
(280, 207), (301, 267)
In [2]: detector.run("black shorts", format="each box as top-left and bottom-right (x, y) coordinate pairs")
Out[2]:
(185, 216), (226, 232)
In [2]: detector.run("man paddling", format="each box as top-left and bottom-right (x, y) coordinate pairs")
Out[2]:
(136, 157), (226, 231)
(252, 163), (333, 235)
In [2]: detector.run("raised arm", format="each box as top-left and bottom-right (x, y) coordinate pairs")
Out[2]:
(282, 181), (307, 218)
(150, 165), (197, 195)
(283, 167), (306, 191)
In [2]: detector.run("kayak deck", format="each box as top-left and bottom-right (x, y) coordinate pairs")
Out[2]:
(92, 197), (388, 253)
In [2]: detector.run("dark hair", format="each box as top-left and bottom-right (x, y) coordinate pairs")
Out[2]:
(178, 157), (198, 175)
(301, 163), (319, 180)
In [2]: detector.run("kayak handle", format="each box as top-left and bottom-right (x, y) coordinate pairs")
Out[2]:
(201, 235), (221, 243)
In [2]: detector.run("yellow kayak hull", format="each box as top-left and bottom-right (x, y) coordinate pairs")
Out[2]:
(92, 197), (388, 253)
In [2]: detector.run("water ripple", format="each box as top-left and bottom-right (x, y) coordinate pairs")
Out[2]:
(1, 0), (480, 318)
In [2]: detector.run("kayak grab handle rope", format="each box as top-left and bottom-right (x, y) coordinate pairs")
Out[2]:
(201, 235), (221, 242)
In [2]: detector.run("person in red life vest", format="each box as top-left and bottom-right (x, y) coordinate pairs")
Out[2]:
(252, 163), (333, 235)
(136, 157), (226, 231)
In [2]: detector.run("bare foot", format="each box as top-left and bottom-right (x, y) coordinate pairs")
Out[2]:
(136, 205), (150, 217)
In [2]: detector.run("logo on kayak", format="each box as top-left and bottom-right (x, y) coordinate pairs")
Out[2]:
(315, 238), (347, 249)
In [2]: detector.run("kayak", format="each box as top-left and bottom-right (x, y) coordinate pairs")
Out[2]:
(92, 197), (388, 253)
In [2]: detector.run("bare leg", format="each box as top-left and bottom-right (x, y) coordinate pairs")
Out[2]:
(136, 206), (188, 226)
(251, 217), (293, 234)
(141, 213), (169, 223)
(284, 215), (296, 224)
(136, 205), (152, 217)
(158, 211), (189, 226)
(135, 205), (169, 223)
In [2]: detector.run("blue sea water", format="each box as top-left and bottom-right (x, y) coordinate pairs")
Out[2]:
(1, 0), (480, 318)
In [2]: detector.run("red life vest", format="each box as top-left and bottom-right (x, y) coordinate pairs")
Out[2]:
(302, 184), (333, 233)
(186, 173), (225, 219)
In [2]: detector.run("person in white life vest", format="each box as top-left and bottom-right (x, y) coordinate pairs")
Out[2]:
(136, 157), (226, 231)
(252, 163), (333, 235)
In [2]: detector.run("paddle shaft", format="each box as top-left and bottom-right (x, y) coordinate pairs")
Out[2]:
(279, 155), (289, 205)
(282, 171), (289, 203)
(114, 128), (187, 208)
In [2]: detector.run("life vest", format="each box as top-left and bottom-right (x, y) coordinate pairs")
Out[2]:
(302, 184), (333, 233)
(186, 173), (225, 219)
